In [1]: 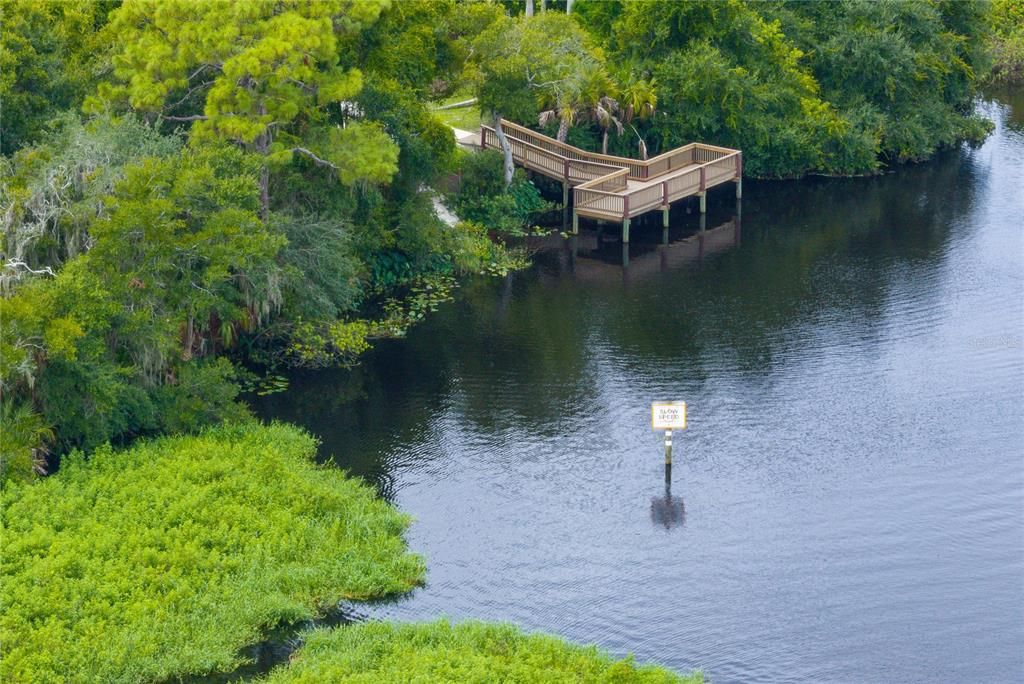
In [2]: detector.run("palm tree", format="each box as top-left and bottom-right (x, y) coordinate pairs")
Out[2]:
(538, 92), (578, 143)
(537, 59), (617, 145)
(591, 95), (623, 155)
(620, 77), (657, 159)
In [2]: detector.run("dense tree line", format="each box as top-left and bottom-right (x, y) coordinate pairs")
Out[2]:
(989, 0), (1024, 82)
(0, 0), (1003, 482)
(0, 0), (527, 476)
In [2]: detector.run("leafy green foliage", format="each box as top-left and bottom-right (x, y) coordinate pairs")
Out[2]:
(0, 113), (181, 288)
(450, 150), (550, 235)
(988, 0), (1024, 83)
(470, 10), (611, 135)
(1, 141), (280, 451)
(274, 214), (364, 322)
(0, 422), (425, 683)
(0, 401), (52, 486)
(93, 0), (399, 213)
(770, 0), (993, 163)
(152, 358), (252, 434)
(285, 318), (374, 368)
(494, 0), (995, 177)
(342, 0), (462, 96)
(0, 0), (113, 154)
(263, 620), (702, 683)
(358, 77), (458, 196)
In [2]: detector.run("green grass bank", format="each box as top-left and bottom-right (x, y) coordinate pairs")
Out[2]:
(0, 423), (424, 683)
(263, 620), (702, 684)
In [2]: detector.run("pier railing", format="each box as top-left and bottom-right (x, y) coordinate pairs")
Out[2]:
(479, 120), (741, 221)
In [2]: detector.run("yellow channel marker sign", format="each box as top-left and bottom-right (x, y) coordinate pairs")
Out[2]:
(652, 402), (687, 431)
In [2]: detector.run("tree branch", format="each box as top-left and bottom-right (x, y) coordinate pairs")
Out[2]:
(161, 114), (209, 122)
(292, 147), (338, 170)
(5, 260), (55, 277)
(166, 81), (214, 110)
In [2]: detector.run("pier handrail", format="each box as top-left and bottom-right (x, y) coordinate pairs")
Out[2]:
(479, 119), (742, 223)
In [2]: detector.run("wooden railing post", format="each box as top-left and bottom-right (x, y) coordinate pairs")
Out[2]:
(623, 194), (629, 219)
(480, 128), (487, 150)
(699, 166), (706, 192)
(735, 152), (743, 199)
(662, 181), (669, 206)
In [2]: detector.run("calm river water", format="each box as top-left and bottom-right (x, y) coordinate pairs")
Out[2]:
(254, 91), (1023, 683)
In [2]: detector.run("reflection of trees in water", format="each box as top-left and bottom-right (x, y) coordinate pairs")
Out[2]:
(252, 138), (991, 487)
(984, 87), (1024, 133)
(249, 344), (456, 500)
(591, 148), (983, 375)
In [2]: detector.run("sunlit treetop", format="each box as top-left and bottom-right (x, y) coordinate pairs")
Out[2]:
(88, 0), (399, 205)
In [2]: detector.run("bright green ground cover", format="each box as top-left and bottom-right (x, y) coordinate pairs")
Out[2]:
(0, 423), (425, 683)
(263, 620), (702, 684)
(432, 90), (484, 131)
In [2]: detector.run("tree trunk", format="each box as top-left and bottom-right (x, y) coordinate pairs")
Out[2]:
(255, 100), (271, 220)
(259, 165), (270, 220)
(540, 0), (547, 12)
(557, 116), (569, 143)
(566, 0), (575, 13)
(526, 0), (534, 17)
(493, 116), (515, 187)
(602, 130), (609, 155)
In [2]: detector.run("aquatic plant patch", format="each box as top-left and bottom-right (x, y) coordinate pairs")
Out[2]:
(0, 423), (425, 683)
(263, 620), (702, 683)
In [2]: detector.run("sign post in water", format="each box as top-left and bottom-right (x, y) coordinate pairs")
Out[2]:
(652, 402), (687, 465)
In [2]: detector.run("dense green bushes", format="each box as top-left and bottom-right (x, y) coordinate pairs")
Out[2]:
(0, 127), (278, 461)
(989, 0), (1024, 82)
(263, 620), (702, 683)
(487, 0), (996, 177)
(769, 0), (992, 164)
(449, 149), (551, 235)
(0, 422), (425, 682)
(0, 2), (531, 464)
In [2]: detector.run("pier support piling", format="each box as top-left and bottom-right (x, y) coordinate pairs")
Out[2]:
(699, 192), (706, 214)
(622, 218), (631, 244)
(572, 210), (579, 234)
(736, 177), (742, 199)
(662, 206), (670, 228)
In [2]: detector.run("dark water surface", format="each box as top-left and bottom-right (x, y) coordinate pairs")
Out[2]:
(254, 92), (1023, 683)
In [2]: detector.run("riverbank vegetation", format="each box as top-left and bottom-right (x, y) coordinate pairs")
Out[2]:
(468, 0), (994, 177)
(0, 422), (425, 682)
(0, 0), (537, 473)
(988, 0), (1024, 83)
(0, 1), (1007, 680)
(0, 0), (1006, 470)
(263, 620), (702, 683)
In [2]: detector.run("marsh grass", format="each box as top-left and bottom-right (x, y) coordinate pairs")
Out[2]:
(263, 620), (703, 683)
(0, 423), (425, 683)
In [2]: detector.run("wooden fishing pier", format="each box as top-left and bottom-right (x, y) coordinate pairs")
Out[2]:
(480, 119), (742, 243)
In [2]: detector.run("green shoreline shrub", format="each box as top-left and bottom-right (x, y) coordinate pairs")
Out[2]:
(263, 620), (703, 684)
(0, 423), (425, 683)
